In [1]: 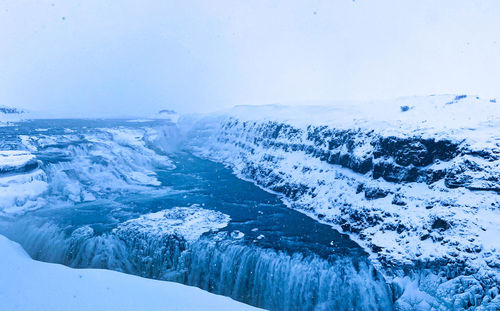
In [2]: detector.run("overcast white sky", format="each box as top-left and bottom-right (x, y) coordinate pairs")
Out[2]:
(1, 0), (499, 117)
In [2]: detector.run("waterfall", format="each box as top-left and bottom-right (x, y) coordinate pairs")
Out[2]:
(2, 217), (393, 311)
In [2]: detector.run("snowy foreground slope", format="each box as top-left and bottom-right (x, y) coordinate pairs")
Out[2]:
(179, 95), (500, 310)
(0, 234), (262, 311)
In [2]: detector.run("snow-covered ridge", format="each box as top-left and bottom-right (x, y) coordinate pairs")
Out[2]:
(0, 234), (262, 311)
(179, 95), (499, 310)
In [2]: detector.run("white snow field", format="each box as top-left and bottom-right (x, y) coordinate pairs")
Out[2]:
(179, 95), (500, 310)
(0, 234), (263, 311)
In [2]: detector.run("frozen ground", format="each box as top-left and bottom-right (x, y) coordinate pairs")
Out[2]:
(0, 234), (262, 311)
(179, 95), (500, 310)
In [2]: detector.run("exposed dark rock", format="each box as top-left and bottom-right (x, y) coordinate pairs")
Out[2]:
(391, 194), (407, 206)
(420, 234), (430, 241)
(372, 244), (383, 253)
(364, 187), (390, 200)
(432, 218), (450, 231)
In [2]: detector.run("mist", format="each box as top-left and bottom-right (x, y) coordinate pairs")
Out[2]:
(1, 0), (499, 118)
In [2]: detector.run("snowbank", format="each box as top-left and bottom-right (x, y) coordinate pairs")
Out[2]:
(0, 234), (263, 311)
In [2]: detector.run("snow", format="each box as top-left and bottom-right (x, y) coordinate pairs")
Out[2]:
(0, 151), (37, 171)
(116, 207), (231, 242)
(1, 96), (497, 309)
(0, 234), (263, 311)
(2, 126), (177, 214)
(126, 119), (155, 123)
(224, 95), (500, 145)
(156, 109), (180, 123)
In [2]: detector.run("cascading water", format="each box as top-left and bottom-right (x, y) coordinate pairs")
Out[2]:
(0, 119), (394, 310)
(3, 215), (392, 311)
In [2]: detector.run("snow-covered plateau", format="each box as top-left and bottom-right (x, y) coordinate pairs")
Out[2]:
(177, 95), (499, 310)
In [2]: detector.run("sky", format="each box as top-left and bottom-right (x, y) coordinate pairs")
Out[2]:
(1, 0), (499, 117)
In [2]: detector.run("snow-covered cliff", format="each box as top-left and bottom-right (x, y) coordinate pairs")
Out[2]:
(179, 95), (500, 310)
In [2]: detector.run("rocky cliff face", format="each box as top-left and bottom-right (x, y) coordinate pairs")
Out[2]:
(180, 95), (500, 310)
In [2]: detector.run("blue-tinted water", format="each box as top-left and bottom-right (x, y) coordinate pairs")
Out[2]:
(0, 119), (393, 310)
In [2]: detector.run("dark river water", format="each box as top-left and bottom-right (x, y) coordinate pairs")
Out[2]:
(0, 119), (393, 310)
